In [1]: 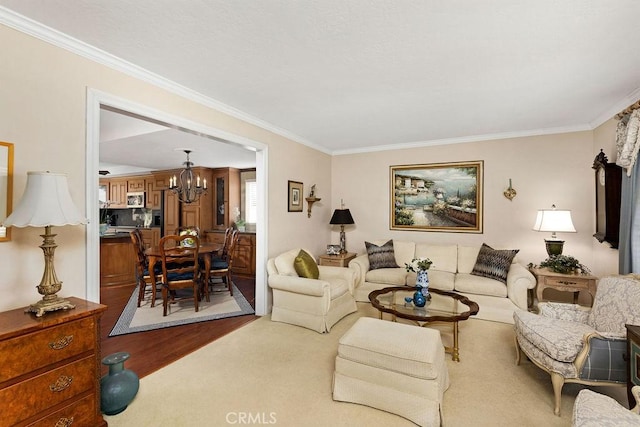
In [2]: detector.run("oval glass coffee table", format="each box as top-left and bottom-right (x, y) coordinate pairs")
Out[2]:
(369, 287), (479, 362)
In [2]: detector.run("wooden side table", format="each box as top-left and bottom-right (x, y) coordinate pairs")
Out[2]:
(531, 267), (598, 306)
(318, 252), (356, 267)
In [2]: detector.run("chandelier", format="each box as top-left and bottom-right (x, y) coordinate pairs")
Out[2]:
(169, 150), (207, 204)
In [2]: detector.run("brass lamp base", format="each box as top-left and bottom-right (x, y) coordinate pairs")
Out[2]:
(26, 295), (76, 317)
(25, 226), (76, 317)
(544, 239), (565, 257)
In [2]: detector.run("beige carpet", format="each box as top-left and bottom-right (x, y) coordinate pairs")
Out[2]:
(104, 303), (627, 426)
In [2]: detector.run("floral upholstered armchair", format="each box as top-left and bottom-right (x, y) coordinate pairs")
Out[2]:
(572, 386), (640, 426)
(513, 275), (640, 415)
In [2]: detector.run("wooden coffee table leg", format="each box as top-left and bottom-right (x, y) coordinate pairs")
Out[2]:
(452, 321), (460, 362)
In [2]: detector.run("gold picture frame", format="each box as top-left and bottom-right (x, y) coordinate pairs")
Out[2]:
(390, 161), (483, 233)
(288, 180), (303, 212)
(0, 141), (14, 242)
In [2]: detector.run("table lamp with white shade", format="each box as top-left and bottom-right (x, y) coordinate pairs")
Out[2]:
(4, 171), (87, 317)
(532, 204), (576, 257)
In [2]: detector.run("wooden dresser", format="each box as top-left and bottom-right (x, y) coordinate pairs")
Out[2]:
(0, 298), (107, 426)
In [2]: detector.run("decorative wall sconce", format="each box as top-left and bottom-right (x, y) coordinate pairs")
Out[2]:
(305, 184), (321, 218)
(503, 179), (517, 201)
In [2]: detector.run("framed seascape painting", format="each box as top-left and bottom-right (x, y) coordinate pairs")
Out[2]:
(390, 161), (483, 233)
(288, 180), (303, 212)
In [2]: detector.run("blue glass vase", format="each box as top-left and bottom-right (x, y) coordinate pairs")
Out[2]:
(100, 352), (139, 415)
(413, 287), (426, 307)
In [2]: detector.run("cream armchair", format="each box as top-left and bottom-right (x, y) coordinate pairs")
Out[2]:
(267, 249), (357, 333)
(513, 275), (640, 415)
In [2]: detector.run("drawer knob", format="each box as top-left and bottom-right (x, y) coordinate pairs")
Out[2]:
(55, 417), (74, 427)
(49, 335), (74, 350)
(50, 375), (73, 392)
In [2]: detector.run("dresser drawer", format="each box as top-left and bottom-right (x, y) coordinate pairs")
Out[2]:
(25, 393), (97, 427)
(0, 356), (96, 425)
(321, 258), (343, 267)
(0, 317), (96, 382)
(544, 276), (587, 288)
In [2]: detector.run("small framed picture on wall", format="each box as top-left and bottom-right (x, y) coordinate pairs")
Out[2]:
(288, 180), (303, 212)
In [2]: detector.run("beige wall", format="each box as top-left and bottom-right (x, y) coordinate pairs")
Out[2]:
(0, 23), (625, 313)
(332, 131), (616, 276)
(0, 25), (332, 312)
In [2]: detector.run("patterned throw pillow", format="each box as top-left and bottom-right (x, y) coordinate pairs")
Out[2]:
(471, 243), (519, 284)
(294, 250), (319, 279)
(365, 240), (399, 270)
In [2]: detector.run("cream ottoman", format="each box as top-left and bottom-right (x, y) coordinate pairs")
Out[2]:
(332, 317), (449, 426)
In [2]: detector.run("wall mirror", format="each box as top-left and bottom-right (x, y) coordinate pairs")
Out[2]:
(0, 141), (14, 242)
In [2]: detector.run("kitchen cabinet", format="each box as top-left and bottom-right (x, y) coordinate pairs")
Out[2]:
(177, 167), (214, 231)
(212, 167), (240, 230)
(204, 230), (255, 276)
(146, 173), (171, 209)
(140, 227), (161, 249)
(164, 190), (180, 237)
(233, 233), (256, 276)
(109, 178), (128, 208)
(127, 177), (146, 191)
(100, 234), (135, 286)
(0, 298), (107, 427)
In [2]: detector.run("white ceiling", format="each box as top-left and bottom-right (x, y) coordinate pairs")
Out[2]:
(2, 1), (640, 162)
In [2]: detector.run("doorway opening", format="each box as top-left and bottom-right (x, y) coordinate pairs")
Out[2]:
(85, 89), (269, 316)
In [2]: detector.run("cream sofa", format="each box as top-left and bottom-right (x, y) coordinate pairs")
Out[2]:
(349, 240), (536, 323)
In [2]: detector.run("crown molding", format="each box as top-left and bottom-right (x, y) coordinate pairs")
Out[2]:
(0, 6), (633, 157)
(0, 7), (331, 155)
(332, 124), (592, 155)
(590, 86), (640, 128)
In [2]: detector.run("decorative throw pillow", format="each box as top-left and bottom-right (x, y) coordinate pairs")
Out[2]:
(294, 249), (319, 279)
(365, 240), (399, 270)
(471, 243), (519, 284)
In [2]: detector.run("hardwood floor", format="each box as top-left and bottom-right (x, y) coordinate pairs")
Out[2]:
(99, 276), (257, 378)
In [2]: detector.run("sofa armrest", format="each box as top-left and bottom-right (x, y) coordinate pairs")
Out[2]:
(506, 263), (536, 310)
(318, 266), (356, 294)
(349, 254), (370, 289)
(268, 274), (329, 297)
(539, 302), (591, 323)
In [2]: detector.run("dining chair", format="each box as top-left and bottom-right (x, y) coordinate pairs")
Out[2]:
(130, 229), (161, 307)
(208, 229), (239, 296)
(159, 234), (203, 316)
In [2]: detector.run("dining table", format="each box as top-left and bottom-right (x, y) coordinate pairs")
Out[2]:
(145, 242), (222, 302)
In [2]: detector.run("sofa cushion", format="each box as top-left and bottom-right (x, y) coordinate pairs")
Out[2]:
(471, 243), (519, 284)
(415, 244), (457, 273)
(274, 249), (300, 277)
(455, 273), (507, 297)
(513, 309), (595, 362)
(392, 240), (416, 267)
(366, 240), (400, 270)
(366, 268), (407, 286)
(457, 246), (481, 274)
(294, 249), (319, 279)
(407, 270), (455, 291)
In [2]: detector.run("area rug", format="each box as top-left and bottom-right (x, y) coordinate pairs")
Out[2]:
(109, 282), (255, 336)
